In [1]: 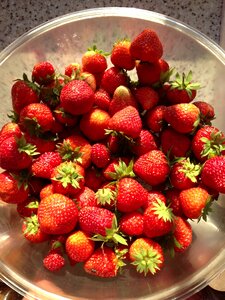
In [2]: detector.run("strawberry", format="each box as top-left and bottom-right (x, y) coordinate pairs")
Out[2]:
(53, 105), (78, 127)
(39, 77), (63, 109)
(79, 71), (97, 92)
(82, 46), (107, 74)
(173, 217), (192, 253)
(100, 66), (129, 95)
(166, 188), (184, 217)
(192, 126), (225, 162)
(40, 184), (54, 200)
(110, 39), (135, 70)
(0, 171), (28, 203)
(145, 105), (166, 133)
(136, 61), (161, 85)
(102, 157), (133, 181)
(0, 135), (38, 170)
(0, 122), (22, 145)
(131, 129), (158, 156)
(179, 187), (210, 219)
(133, 86), (159, 111)
(75, 186), (98, 209)
(143, 198), (174, 238)
(129, 237), (164, 275)
(107, 106), (142, 139)
(64, 62), (81, 77)
(119, 211), (144, 236)
(85, 166), (105, 191)
(93, 88), (111, 111)
(38, 193), (79, 234)
(193, 101), (215, 124)
(65, 230), (95, 262)
(201, 156), (225, 193)
(60, 80), (95, 115)
(32, 61), (55, 85)
(31, 151), (62, 179)
(134, 150), (170, 186)
(116, 177), (148, 212)
(160, 127), (191, 158)
(51, 161), (85, 196)
(24, 132), (56, 154)
(80, 108), (110, 141)
(109, 85), (138, 116)
(158, 58), (170, 73)
(19, 103), (54, 134)
(164, 103), (200, 134)
(84, 246), (120, 278)
(143, 190), (166, 209)
(17, 196), (39, 218)
(130, 29), (163, 63)
(95, 184), (117, 209)
(43, 250), (65, 272)
(91, 143), (110, 168)
(22, 214), (49, 243)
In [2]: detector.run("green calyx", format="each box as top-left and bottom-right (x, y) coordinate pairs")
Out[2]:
(22, 116), (43, 137)
(16, 135), (39, 156)
(95, 187), (117, 206)
(10, 169), (30, 190)
(105, 129), (135, 144)
(23, 214), (40, 236)
(200, 130), (225, 159)
(22, 73), (40, 94)
(26, 200), (39, 209)
(53, 162), (83, 189)
(105, 159), (135, 180)
(177, 157), (201, 183)
(151, 198), (174, 222)
(57, 141), (83, 164)
(87, 45), (110, 57)
(198, 196), (213, 222)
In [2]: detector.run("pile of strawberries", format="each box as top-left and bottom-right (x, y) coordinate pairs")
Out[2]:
(0, 28), (225, 278)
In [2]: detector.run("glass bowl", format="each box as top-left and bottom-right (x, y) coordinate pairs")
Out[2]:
(1, 7), (225, 300)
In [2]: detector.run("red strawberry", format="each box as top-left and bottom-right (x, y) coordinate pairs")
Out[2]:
(160, 127), (191, 158)
(116, 177), (148, 212)
(93, 88), (111, 111)
(158, 58), (170, 73)
(164, 103), (200, 134)
(95, 184), (117, 209)
(179, 187), (209, 219)
(136, 61), (161, 85)
(192, 126), (225, 162)
(144, 190), (166, 209)
(134, 150), (170, 186)
(80, 108), (110, 141)
(193, 101), (215, 124)
(54, 105), (78, 127)
(91, 143), (110, 168)
(146, 105), (166, 133)
(0, 171), (28, 204)
(129, 238), (164, 275)
(43, 250), (65, 272)
(166, 188), (184, 217)
(110, 39), (135, 70)
(40, 184), (54, 200)
(22, 214), (49, 243)
(64, 62), (81, 77)
(130, 29), (163, 63)
(65, 230), (95, 262)
(131, 129), (158, 156)
(17, 196), (39, 218)
(85, 166), (105, 191)
(82, 46), (107, 74)
(31, 151), (62, 179)
(0, 122), (22, 145)
(60, 80), (95, 115)
(100, 66), (129, 95)
(119, 211), (144, 236)
(107, 106), (142, 139)
(143, 198), (174, 238)
(173, 217), (192, 253)
(75, 186), (98, 209)
(133, 86), (159, 111)
(38, 193), (79, 234)
(102, 157), (133, 181)
(201, 156), (225, 193)
(32, 61), (55, 85)
(24, 132), (56, 154)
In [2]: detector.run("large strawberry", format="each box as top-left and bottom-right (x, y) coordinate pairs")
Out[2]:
(111, 39), (135, 70)
(82, 46), (108, 74)
(134, 150), (170, 186)
(146, 105), (166, 133)
(136, 61), (161, 85)
(38, 193), (79, 234)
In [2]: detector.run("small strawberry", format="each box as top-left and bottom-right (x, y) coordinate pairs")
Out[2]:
(143, 190), (166, 210)
(119, 211), (144, 236)
(64, 62), (81, 77)
(136, 61), (161, 85)
(40, 184), (54, 200)
(0, 122), (22, 145)
(23, 132), (56, 154)
(75, 186), (98, 209)
(54, 105), (78, 127)
(43, 250), (65, 272)
(166, 188), (184, 217)
(95, 184), (117, 208)
(133, 86), (159, 111)
(31, 151), (62, 179)
(134, 150), (170, 186)
(129, 237), (164, 275)
(65, 230), (95, 262)
(130, 29), (163, 62)
(164, 103), (200, 134)
(173, 216), (192, 253)
(91, 143), (111, 168)
(131, 129), (158, 156)
(193, 101), (215, 124)
(80, 108), (110, 141)
(110, 39), (136, 70)
(85, 166), (105, 191)
(82, 46), (108, 74)
(145, 105), (166, 133)
(22, 214), (49, 243)
(17, 196), (39, 218)
(38, 193), (79, 234)
(93, 88), (111, 111)
(32, 61), (55, 86)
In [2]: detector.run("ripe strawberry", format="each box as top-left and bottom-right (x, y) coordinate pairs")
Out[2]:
(85, 166), (105, 191)
(158, 58), (170, 73)
(179, 187), (209, 219)
(38, 193), (79, 234)
(133, 86), (159, 111)
(19, 103), (54, 134)
(11, 77), (39, 114)
(22, 214), (49, 243)
(43, 250), (65, 272)
(95, 184), (117, 209)
(160, 127), (191, 158)
(119, 211), (144, 236)
(134, 150), (170, 186)
(82, 46), (107, 74)
(143, 190), (166, 210)
(17, 196), (39, 218)
(54, 105), (78, 127)
(32, 61), (55, 85)
(129, 238), (164, 275)
(116, 177), (148, 212)
(31, 151), (62, 179)
(136, 61), (161, 85)
(166, 188), (184, 217)
(51, 161), (85, 196)
(193, 101), (215, 124)
(0, 135), (38, 171)
(131, 129), (158, 156)
(201, 156), (225, 193)
(65, 230), (95, 262)
(24, 132), (56, 154)
(40, 184), (54, 200)
(143, 198), (174, 238)
(60, 80), (95, 116)
(173, 217), (192, 253)
(91, 143), (110, 168)
(64, 62), (81, 77)
(109, 85), (138, 116)
(145, 105), (166, 133)
(107, 106), (142, 139)
(102, 157), (133, 181)
(111, 39), (135, 70)
(192, 126), (225, 162)
(84, 246), (119, 278)
(130, 29), (163, 62)
(164, 103), (200, 134)
(100, 66), (129, 95)
(0, 171), (28, 204)
(80, 108), (110, 141)
(0, 122), (22, 145)
(93, 88), (111, 111)
(74, 186), (98, 209)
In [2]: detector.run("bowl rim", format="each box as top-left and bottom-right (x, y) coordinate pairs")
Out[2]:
(1, 6), (225, 300)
